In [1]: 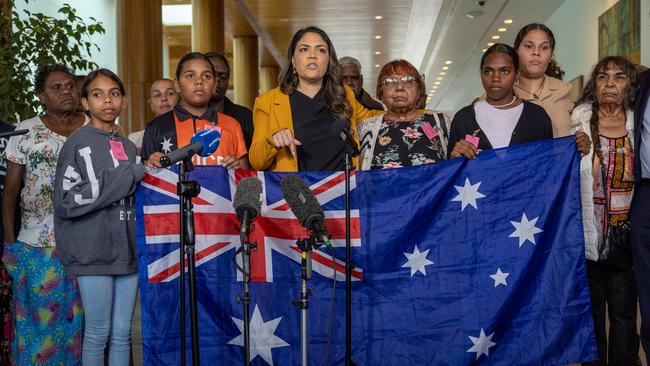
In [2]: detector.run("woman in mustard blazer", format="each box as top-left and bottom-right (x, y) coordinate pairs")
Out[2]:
(250, 26), (382, 172)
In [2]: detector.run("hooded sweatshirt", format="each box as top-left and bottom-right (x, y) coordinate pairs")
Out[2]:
(54, 125), (145, 276)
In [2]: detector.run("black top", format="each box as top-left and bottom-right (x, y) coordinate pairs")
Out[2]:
(370, 114), (446, 170)
(447, 101), (553, 157)
(290, 88), (345, 172)
(223, 97), (254, 149)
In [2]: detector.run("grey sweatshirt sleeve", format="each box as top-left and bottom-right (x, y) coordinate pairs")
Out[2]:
(54, 137), (146, 219)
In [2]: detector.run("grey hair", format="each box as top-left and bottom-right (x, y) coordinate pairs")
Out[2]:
(338, 56), (362, 72)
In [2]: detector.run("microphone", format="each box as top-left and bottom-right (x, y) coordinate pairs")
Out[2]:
(279, 174), (332, 248)
(0, 129), (28, 139)
(330, 118), (360, 157)
(159, 128), (221, 167)
(232, 177), (262, 238)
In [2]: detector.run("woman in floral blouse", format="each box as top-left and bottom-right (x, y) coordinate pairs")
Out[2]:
(1, 65), (86, 365)
(357, 59), (450, 170)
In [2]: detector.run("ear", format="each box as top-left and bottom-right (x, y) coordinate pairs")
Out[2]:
(37, 92), (47, 106)
(121, 96), (129, 110)
(81, 97), (90, 112)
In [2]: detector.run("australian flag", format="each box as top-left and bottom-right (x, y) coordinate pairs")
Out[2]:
(135, 137), (597, 365)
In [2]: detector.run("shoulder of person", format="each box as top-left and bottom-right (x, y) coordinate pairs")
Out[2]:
(15, 115), (42, 130)
(358, 113), (384, 128)
(545, 76), (572, 96)
(452, 104), (475, 120)
(570, 102), (593, 122)
(147, 110), (174, 129)
(522, 100), (548, 114)
(255, 87), (283, 107)
(217, 113), (242, 128)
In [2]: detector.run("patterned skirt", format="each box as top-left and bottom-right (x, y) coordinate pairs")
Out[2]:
(1, 242), (84, 366)
(1, 259), (12, 365)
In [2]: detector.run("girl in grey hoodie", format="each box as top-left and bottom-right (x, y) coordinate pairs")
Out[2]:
(54, 69), (145, 366)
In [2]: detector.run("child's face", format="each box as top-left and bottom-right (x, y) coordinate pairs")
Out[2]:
(82, 74), (125, 123)
(177, 59), (216, 108)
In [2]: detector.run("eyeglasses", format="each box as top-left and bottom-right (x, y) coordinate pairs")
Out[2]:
(381, 75), (416, 89)
(151, 88), (177, 99)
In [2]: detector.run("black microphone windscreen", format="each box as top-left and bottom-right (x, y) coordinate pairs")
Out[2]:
(233, 177), (262, 219)
(330, 118), (350, 138)
(279, 174), (324, 228)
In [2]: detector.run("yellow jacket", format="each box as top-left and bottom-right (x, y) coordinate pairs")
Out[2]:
(250, 85), (382, 171)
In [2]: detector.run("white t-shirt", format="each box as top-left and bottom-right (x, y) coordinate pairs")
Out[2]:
(473, 100), (524, 149)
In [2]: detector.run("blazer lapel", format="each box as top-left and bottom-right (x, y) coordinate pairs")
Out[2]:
(271, 90), (293, 133)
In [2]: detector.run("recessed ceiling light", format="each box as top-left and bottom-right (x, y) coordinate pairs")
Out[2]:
(375, 15), (383, 20)
(439, 72), (446, 75)
(434, 81), (441, 85)
(466, 10), (484, 19)
(442, 66), (449, 70)
(375, 35), (382, 40)
(504, 19), (513, 24)
(498, 27), (507, 32)
(374, 51), (381, 55)
(375, 64), (380, 68)
(444, 60), (453, 65)
(436, 77), (443, 81)
(432, 86), (438, 89)
(487, 42), (495, 46)
(428, 93), (434, 96)
(491, 35), (500, 40)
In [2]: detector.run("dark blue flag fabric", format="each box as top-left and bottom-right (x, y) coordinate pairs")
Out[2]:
(136, 137), (597, 365)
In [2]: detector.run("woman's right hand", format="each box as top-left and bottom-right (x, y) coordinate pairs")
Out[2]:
(272, 129), (301, 158)
(144, 152), (165, 168)
(450, 140), (479, 159)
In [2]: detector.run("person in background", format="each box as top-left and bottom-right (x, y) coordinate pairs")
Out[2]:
(142, 52), (249, 170)
(0, 120), (14, 366)
(205, 51), (255, 149)
(250, 27), (382, 172)
(54, 68), (144, 366)
(572, 56), (639, 366)
(74, 74), (87, 113)
(339, 56), (384, 111)
(127, 78), (179, 151)
(358, 59), (449, 170)
(632, 61), (650, 366)
(513, 23), (574, 137)
(2, 64), (86, 365)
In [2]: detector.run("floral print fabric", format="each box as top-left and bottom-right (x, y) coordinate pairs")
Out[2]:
(3, 116), (67, 248)
(369, 115), (446, 170)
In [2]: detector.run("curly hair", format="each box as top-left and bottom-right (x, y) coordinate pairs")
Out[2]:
(34, 64), (72, 94)
(578, 56), (638, 163)
(514, 23), (566, 80)
(278, 26), (351, 120)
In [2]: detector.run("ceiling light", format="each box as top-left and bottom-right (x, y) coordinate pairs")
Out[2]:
(487, 42), (495, 46)
(491, 35), (500, 40)
(434, 81), (441, 85)
(375, 64), (380, 68)
(482, 48), (487, 53)
(442, 66), (449, 70)
(375, 15), (383, 20)
(436, 77), (443, 80)
(444, 60), (453, 65)
(498, 27), (507, 32)
(374, 51), (381, 55)
(466, 10), (484, 19)
(439, 72), (446, 75)
(432, 86), (438, 89)
(504, 19), (513, 24)
(375, 35), (382, 40)
(428, 93), (434, 96)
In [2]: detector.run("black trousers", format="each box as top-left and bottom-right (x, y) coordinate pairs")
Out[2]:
(631, 182), (650, 365)
(583, 261), (639, 366)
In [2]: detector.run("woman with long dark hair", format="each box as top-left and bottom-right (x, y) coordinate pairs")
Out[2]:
(571, 56), (640, 365)
(513, 23), (574, 137)
(249, 26), (381, 171)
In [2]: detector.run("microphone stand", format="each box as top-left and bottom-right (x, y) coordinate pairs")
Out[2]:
(236, 211), (256, 366)
(343, 150), (355, 366)
(292, 234), (319, 366)
(177, 157), (201, 366)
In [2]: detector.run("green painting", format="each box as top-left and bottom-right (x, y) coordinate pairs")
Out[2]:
(598, 0), (640, 64)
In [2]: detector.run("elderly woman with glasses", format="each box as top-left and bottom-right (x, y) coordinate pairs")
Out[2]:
(357, 59), (450, 170)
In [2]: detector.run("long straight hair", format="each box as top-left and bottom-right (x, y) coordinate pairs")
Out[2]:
(278, 26), (351, 119)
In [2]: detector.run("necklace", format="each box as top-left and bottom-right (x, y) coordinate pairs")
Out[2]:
(488, 95), (517, 108)
(516, 79), (544, 99)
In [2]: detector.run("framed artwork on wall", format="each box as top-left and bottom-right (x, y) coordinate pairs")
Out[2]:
(598, 0), (641, 64)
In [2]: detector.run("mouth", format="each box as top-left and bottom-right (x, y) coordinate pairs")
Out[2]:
(306, 63), (319, 70)
(102, 108), (116, 114)
(193, 90), (205, 96)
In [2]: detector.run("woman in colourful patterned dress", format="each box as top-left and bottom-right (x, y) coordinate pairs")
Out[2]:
(1, 65), (86, 365)
(357, 59), (450, 170)
(571, 56), (640, 365)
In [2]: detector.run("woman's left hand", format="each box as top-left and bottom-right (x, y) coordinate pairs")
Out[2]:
(222, 155), (242, 170)
(575, 130), (591, 156)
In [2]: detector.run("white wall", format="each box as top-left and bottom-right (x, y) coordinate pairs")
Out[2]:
(14, 0), (117, 73)
(545, 0), (643, 83)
